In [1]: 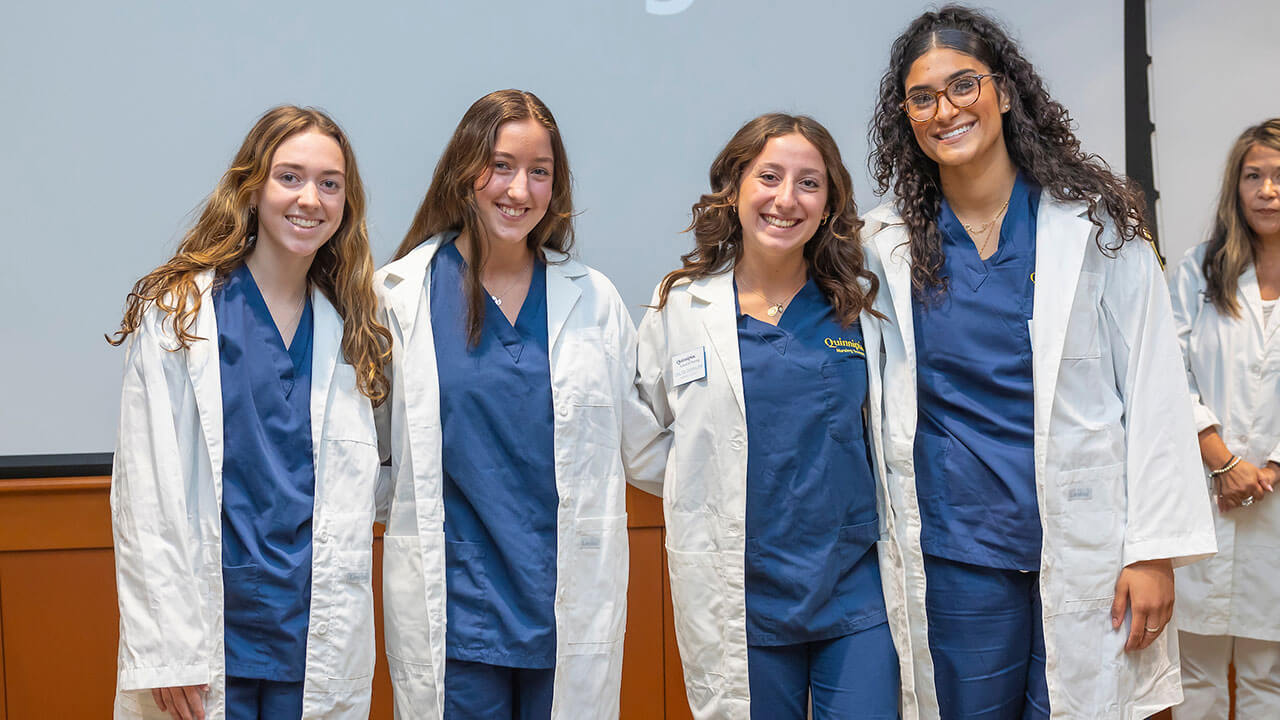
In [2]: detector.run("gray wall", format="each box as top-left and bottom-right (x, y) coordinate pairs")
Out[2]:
(1, 1), (1126, 455)
(1150, 0), (1280, 266)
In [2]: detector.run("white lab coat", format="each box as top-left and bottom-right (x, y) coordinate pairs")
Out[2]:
(863, 193), (1218, 720)
(111, 269), (382, 719)
(373, 234), (667, 720)
(630, 270), (919, 720)
(1170, 244), (1280, 642)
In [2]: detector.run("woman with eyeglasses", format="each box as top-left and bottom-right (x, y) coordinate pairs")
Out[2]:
(1169, 119), (1280, 719)
(864, 6), (1216, 718)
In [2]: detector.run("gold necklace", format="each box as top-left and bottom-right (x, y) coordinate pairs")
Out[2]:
(961, 199), (1010, 257)
(738, 274), (806, 318)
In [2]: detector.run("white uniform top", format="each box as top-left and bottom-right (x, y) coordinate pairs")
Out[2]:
(631, 270), (919, 720)
(111, 270), (383, 719)
(864, 192), (1217, 720)
(1170, 243), (1280, 642)
(373, 235), (668, 720)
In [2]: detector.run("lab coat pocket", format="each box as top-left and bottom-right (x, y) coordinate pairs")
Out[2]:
(821, 356), (867, 444)
(382, 534), (434, 665)
(327, 362), (376, 436)
(1062, 272), (1103, 360)
(563, 514), (628, 654)
(1049, 463), (1125, 610)
(317, 438), (380, 515)
(665, 547), (728, 688)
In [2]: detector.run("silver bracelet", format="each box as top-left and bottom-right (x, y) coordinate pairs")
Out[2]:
(1209, 455), (1241, 478)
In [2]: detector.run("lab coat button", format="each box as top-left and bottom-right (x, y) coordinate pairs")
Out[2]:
(316, 622), (329, 635)
(729, 437), (744, 451)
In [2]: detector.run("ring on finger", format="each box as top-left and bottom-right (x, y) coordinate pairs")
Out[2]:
(1242, 496), (1255, 506)
(1144, 624), (1162, 633)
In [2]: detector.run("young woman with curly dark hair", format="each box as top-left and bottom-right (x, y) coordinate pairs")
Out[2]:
(635, 113), (913, 719)
(863, 6), (1216, 718)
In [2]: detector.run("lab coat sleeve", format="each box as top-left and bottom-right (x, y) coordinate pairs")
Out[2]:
(110, 311), (211, 691)
(1168, 248), (1221, 433)
(1101, 239), (1216, 568)
(629, 288), (675, 497)
(610, 286), (671, 497)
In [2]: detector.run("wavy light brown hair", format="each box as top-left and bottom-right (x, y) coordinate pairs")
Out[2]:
(1203, 118), (1280, 318)
(656, 113), (880, 326)
(869, 5), (1149, 299)
(108, 105), (391, 405)
(394, 89), (575, 347)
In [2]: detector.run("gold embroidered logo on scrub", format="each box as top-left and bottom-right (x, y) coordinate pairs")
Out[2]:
(824, 338), (865, 357)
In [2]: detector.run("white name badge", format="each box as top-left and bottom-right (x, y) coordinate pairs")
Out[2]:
(671, 347), (707, 386)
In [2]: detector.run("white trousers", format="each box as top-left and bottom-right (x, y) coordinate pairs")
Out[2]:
(1172, 631), (1280, 720)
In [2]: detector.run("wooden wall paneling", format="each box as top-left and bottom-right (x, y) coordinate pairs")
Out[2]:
(621, 525), (664, 719)
(0, 549), (118, 719)
(1, 570), (7, 720)
(369, 532), (392, 719)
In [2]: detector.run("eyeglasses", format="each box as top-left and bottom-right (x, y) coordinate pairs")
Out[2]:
(901, 73), (1003, 123)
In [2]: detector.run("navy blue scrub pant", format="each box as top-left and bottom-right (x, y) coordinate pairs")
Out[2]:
(225, 677), (304, 720)
(748, 622), (899, 719)
(924, 555), (1049, 719)
(444, 659), (554, 720)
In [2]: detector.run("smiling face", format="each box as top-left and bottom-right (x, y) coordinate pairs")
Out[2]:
(1239, 143), (1280, 241)
(736, 133), (829, 262)
(252, 129), (346, 261)
(903, 47), (1008, 171)
(473, 117), (554, 249)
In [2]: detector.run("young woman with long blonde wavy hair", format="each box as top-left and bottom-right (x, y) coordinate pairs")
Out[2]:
(108, 105), (390, 720)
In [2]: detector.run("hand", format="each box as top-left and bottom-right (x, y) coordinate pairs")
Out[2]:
(1217, 459), (1272, 512)
(1111, 558), (1174, 652)
(151, 685), (208, 720)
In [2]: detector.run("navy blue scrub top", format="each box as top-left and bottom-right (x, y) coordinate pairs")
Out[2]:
(431, 240), (559, 669)
(912, 173), (1041, 570)
(214, 262), (315, 681)
(738, 277), (887, 646)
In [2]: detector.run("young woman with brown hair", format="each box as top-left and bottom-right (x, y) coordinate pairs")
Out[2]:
(375, 89), (665, 720)
(634, 113), (912, 720)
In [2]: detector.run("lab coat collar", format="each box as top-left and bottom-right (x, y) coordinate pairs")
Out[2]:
(378, 233), (445, 341)
(544, 249), (587, 350)
(688, 270), (746, 417)
(309, 287), (343, 468)
(1234, 263), (1275, 340)
(1029, 193), (1092, 472)
(186, 269), (224, 506)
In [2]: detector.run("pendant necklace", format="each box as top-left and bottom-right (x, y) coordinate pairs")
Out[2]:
(485, 260), (532, 307)
(738, 274), (806, 318)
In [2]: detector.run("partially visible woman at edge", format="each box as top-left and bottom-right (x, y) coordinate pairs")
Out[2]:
(373, 89), (666, 720)
(1170, 118), (1280, 719)
(633, 113), (914, 720)
(864, 6), (1216, 718)
(108, 106), (391, 720)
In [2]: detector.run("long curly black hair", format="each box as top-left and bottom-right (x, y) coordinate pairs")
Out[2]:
(869, 5), (1148, 298)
